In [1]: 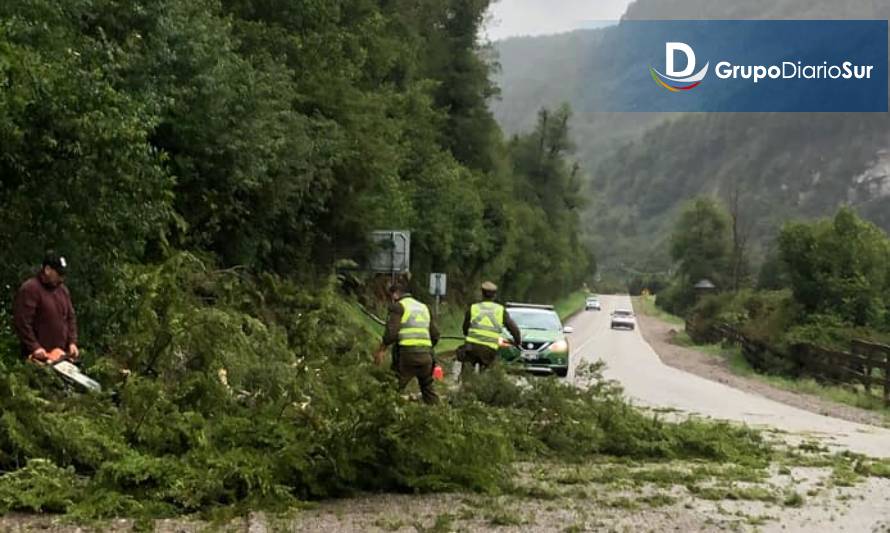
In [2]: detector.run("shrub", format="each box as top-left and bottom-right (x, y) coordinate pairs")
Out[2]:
(0, 256), (773, 519)
(655, 281), (696, 317)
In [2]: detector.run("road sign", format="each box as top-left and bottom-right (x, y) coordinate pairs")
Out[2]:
(369, 231), (411, 274)
(429, 273), (447, 296)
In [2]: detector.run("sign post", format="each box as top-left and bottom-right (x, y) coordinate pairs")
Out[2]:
(429, 273), (447, 316)
(369, 231), (411, 279)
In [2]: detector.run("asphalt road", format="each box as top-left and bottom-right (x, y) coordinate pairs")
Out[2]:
(566, 294), (890, 458)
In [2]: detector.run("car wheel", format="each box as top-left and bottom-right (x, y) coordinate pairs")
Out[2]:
(554, 367), (568, 378)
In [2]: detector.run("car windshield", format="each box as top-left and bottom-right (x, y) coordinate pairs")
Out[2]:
(587, 297), (598, 302)
(509, 309), (562, 331)
(614, 310), (633, 317)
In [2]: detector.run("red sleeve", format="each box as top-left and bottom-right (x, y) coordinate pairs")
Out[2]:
(64, 286), (78, 346)
(13, 283), (41, 354)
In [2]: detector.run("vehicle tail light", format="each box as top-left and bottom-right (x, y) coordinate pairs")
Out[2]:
(549, 340), (568, 353)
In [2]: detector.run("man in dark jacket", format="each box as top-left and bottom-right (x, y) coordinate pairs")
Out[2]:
(460, 281), (521, 380)
(375, 282), (439, 404)
(13, 251), (79, 362)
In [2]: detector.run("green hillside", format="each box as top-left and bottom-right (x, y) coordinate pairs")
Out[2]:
(589, 113), (890, 272)
(491, 0), (890, 274)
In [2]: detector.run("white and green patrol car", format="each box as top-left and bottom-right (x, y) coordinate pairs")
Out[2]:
(497, 303), (572, 378)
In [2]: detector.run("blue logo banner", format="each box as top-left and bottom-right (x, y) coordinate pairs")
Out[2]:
(589, 20), (888, 112)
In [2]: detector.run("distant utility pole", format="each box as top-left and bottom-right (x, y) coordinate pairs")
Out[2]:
(728, 181), (750, 291)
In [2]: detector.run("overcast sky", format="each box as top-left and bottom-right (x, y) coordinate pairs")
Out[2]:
(485, 0), (634, 41)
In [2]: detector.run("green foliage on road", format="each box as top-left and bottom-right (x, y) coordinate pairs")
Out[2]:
(0, 263), (774, 519)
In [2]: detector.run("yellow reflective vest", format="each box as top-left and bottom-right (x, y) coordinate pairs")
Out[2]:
(398, 297), (433, 348)
(466, 301), (505, 350)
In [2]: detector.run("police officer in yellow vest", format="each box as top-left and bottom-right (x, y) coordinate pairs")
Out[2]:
(460, 281), (521, 379)
(376, 282), (439, 404)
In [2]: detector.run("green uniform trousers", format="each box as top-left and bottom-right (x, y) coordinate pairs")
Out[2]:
(459, 343), (498, 380)
(395, 347), (438, 404)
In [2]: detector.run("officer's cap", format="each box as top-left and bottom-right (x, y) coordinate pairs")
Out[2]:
(481, 281), (498, 292)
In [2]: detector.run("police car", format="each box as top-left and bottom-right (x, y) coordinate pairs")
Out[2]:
(498, 303), (572, 377)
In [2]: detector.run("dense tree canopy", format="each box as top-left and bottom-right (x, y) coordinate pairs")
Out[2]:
(0, 0), (592, 343)
(670, 197), (732, 289)
(656, 197), (733, 314)
(779, 208), (890, 328)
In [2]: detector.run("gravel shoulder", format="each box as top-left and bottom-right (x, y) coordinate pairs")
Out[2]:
(633, 307), (890, 429)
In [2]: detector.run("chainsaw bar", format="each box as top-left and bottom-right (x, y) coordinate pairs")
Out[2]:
(52, 360), (102, 392)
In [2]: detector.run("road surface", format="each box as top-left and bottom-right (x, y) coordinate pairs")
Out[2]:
(567, 294), (890, 458)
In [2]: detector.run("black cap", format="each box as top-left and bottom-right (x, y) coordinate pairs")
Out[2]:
(42, 250), (68, 275)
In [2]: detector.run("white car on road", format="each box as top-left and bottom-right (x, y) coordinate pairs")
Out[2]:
(610, 309), (636, 330)
(585, 296), (602, 311)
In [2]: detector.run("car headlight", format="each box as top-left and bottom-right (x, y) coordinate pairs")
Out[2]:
(549, 340), (568, 353)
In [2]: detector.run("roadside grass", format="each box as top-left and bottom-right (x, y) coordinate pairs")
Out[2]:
(555, 290), (589, 321)
(431, 302), (467, 353)
(632, 295), (686, 327)
(671, 331), (890, 419)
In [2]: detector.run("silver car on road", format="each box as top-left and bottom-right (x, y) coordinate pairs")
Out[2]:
(610, 309), (636, 330)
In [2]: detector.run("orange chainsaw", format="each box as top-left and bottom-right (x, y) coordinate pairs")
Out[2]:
(31, 349), (102, 392)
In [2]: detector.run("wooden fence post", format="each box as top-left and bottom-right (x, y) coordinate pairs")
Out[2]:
(885, 348), (890, 407)
(860, 342), (873, 393)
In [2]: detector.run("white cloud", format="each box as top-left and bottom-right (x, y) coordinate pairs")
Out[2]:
(485, 0), (633, 41)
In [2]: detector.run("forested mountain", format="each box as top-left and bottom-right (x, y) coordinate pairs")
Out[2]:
(491, 0), (890, 275)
